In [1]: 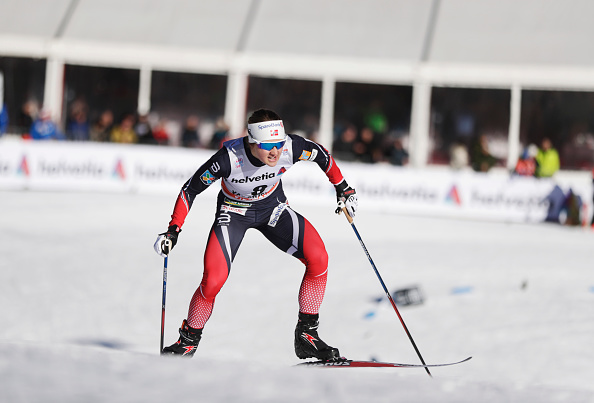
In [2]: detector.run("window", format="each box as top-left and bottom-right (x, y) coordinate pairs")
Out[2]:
(521, 90), (594, 170)
(333, 82), (412, 164)
(0, 56), (46, 135)
(247, 76), (322, 140)
(64, 65), (139, 141)
(150, 70), (227, 147)
(430, 87), (510, 170)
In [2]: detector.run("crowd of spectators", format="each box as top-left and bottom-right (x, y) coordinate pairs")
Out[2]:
(0, 99), (563, 179)
(511, 137), (560, 178)
(332, 123), (409, 166)
(3, 99), (230, 150)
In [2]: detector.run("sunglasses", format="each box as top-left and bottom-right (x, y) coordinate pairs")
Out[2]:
(256, 140), (286, 151)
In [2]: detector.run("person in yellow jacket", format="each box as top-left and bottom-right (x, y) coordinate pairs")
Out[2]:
(110, 114), (138, 144)
(535, 137), (560, 178)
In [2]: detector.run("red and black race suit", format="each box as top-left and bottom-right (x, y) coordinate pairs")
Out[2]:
(167, 134), (345, 329)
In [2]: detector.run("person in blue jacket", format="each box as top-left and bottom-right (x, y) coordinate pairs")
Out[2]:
(0, 103), (8, 135)
(30, 109), (65, 140)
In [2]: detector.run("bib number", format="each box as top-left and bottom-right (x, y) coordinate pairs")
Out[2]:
(251, 185), (268, 197)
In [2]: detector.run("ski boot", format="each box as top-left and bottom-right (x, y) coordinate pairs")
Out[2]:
(162, 319), (202, 357)
(294, 312), (340, 361)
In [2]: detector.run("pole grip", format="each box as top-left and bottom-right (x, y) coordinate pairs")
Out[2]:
(341, 206), (354, 224)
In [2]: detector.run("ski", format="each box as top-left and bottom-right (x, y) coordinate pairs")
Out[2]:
(297, 356), (472, 368)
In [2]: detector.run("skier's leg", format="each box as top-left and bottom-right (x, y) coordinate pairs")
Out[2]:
(187, 213), (248, 329)
(186, 226), (232, 329)
(295, 218), (328, 315)
(260, 205), (328, 313)
(164, 209), (248, 356)
(259, 205), (339, 360)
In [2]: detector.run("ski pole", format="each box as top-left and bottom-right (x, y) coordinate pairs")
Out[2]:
(339, 205), (432, 377)
(160, 240), (172, 355)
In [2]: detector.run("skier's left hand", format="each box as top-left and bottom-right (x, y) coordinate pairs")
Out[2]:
(335, 181), (358, 218)
(153, 225), (181, 257)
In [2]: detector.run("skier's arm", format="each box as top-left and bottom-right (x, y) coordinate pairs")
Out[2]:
(289, 134), (344, 186)
(169, 147), (231, 229)
(154, 148), (231, 257)
(289, 134), (358, 217)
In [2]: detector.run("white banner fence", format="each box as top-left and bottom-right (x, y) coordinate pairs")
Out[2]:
(1, 137), (592, 225)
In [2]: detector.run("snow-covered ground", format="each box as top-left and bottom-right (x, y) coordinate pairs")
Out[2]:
(2, 189), (594, 402)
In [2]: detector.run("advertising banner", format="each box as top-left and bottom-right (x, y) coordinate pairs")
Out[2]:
(1, 138), (591, 224)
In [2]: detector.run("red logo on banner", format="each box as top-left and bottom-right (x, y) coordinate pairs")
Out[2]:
(113, 159), (126, 180)
(17, 156), (29, 176)
(445, 185), (461, 205)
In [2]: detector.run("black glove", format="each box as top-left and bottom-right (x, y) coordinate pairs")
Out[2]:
(153, 225), (181, 257)
(335, 180), (358, 217)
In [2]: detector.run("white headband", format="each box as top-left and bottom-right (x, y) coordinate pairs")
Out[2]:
(247, 120), (286, 143)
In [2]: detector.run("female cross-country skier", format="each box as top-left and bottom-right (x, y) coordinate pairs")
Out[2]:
(154, 108), (358, 361)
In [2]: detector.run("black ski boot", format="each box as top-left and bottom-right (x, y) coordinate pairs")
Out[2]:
(294, 312), (340, 361)
(162, 319), (202, 357)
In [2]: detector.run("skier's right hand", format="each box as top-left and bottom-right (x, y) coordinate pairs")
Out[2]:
(153, 225), (181, 257)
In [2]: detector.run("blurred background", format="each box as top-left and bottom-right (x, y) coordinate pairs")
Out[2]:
(2, 0), (594, 167)
(1, 0), (594, 224)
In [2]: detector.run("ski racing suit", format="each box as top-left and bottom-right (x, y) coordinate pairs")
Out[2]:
(168, 134), (346, 329)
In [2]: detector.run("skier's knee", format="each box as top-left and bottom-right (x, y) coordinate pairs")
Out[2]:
(200, 269), (228, 299)
(301, 248), (328, 276)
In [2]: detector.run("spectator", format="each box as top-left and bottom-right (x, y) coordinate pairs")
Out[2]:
(18, 100), (38, 136)
(90, 109), (114, 142)
(181, 115), (200, 148)
(66, 98), (90, 141)
(135, 113), (156, 145)
(544, 185), (582, 226)
(513, 144), (538, 176)
(591, 169), (594, 228)
(29, 109), (65, 140)
(364, 102), (388, 135)
(449, 140), (469, 170)
(332, 124), (357, 162)
(470, 134), (497, 172)
(386, 138), (409, 166)
(209, 117), (229, 149)
(535, 137), (560, 178)
(0, 103), (8, 135)
(564, 189), (582, 226)
(110, 114), (137, 144)
(152, 118), (170, 146)
(66, 109), (90, 141)
(354, 127), (382, 163)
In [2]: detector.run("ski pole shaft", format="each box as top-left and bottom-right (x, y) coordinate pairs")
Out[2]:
(341, 207), (432, 377)
(160, 243), (171, 354)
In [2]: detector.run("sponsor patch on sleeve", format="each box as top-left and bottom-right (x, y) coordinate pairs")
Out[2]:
(298, 149), (318, 161)
(200, 170), (216, 185)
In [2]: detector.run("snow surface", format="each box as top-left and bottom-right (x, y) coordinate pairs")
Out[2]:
(2, 189), (594, 402)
